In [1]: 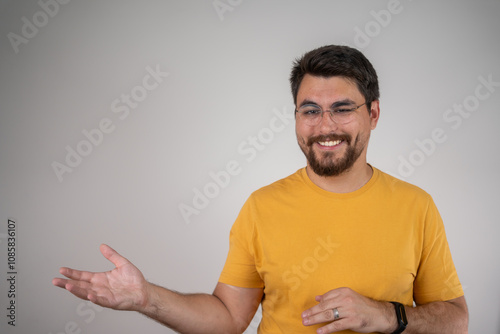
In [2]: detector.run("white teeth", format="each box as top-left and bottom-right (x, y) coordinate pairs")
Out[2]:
(318, 140), (342, 146)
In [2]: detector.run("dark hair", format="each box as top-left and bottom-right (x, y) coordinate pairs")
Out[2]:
(290, 45), (380, 110)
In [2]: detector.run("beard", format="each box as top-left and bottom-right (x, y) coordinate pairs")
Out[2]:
(299, 133), (364, 177)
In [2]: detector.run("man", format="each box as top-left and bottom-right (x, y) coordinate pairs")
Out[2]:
(53, 45), (468, 333)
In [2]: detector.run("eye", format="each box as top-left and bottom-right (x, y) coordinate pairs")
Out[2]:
(302, 108), (321, 116)
(333, 108), (353, 114)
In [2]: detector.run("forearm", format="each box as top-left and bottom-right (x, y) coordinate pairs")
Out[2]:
(139, 282), (238, 334)
(402, 297), (468, 334)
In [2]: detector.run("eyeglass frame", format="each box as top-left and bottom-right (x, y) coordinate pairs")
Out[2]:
(295, 101), (368, 125)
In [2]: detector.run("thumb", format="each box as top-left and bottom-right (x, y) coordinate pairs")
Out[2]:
(100, 244), (130, 268)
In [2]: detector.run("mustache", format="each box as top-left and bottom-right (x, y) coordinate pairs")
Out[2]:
(307, 133), (351, 146)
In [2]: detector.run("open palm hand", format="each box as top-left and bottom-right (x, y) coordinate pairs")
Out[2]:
(53, 244), (149, 311)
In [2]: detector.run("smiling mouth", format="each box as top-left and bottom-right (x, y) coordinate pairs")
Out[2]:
(317, 140), (342, 147)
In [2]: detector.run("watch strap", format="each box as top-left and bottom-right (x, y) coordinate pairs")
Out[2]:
(390, 301), (408, 334)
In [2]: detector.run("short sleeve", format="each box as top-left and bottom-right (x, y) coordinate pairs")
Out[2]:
(218, 196), (264, 288)
(413, 197), (464, 304)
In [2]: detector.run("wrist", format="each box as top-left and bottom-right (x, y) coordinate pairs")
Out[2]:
(137, 281), (158, 314)
(388, 301), (408, 334)
(382, 301), (400, 334)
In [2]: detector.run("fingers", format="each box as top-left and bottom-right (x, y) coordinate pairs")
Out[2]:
(52, 277), (92, 301)
(317, 287), (348, 301)
(302, 288), (386, 333)
(54, 245), (128, 283)
(57, 266), (96, 282)
(52, 277), (68, 289)
(302, 302), (354, 334)
(55, 244), (124, 283)
(100, 244), (130, 268)
(302, 288), (355, 328)
(65, 281), (93, 301)
(303, 293), (340, 319)
(302, 305), (345, 326)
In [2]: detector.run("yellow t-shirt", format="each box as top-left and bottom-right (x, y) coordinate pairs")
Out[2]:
(219, 167), (464, 333)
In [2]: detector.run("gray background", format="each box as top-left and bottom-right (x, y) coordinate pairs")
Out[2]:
(1, 0), (499, 333)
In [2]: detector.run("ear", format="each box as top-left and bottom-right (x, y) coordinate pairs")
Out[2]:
(369, 100), (380, 130)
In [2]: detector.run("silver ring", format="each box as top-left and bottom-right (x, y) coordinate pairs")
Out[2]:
(333, 307), (340, 320)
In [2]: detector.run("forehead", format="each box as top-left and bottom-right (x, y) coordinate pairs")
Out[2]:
(297, 74), (363, 104)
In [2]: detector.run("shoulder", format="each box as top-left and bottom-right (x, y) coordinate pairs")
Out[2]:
(372, 169), (443, 229)
(231, 169), (305, 231)
(249, 168), (306, 201)
(373, 168), (434, 203)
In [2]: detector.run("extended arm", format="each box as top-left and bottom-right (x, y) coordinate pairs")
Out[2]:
(52, 244), (263, 334)
(301, 287), (468, 334)
(141, 282), (263, 333)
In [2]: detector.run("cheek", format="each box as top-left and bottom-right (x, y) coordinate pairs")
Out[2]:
(345, 120), (367, 136)
(295, 126), (309, 147)
(296, 132), (306, 147)
(296, 122), (316, 137)
(295, 124), (307, 139)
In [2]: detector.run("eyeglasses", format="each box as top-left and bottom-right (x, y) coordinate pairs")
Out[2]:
(295, 102), (367, 126)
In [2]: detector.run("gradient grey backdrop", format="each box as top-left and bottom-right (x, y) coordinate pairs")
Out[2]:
(1, 0), (499, 333)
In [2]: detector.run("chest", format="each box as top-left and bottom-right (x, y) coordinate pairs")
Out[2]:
(253, 202), (422, 306)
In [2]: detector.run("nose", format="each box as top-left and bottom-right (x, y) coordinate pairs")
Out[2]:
(318, 110), (339, 132)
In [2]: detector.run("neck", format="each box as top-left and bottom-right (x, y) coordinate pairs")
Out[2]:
(306, 159), (373, 193)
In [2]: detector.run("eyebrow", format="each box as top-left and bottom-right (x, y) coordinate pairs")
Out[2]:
(298, 98), (357, 108)
(331, 99), (357, 108)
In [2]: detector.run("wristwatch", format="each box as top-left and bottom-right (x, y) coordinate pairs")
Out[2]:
(390, 302), (408, 334)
